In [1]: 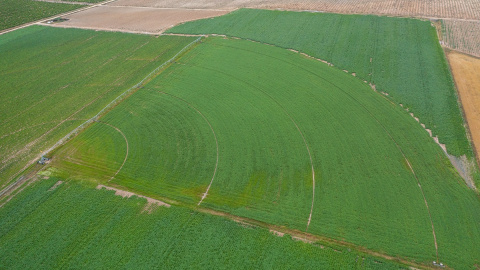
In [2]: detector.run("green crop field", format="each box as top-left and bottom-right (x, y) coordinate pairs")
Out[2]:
(0, 178), (407, 269)
(167, 9), (471, 159)
(0, 0), (84, 31)
(46, 37), (480, 268)
(2, 8), (480, 270)
(0, 26), (196, 187)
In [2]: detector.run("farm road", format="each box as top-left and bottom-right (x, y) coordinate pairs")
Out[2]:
(33, 0), (95, 5)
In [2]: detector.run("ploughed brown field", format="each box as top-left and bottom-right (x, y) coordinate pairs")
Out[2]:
(447, 50), (480, 161)
(46, 5), (228, 34)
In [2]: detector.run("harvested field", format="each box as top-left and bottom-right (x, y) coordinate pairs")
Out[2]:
(447, 51), (480, 166)
(51, 6), (229, 34)
(109, 0), (480, 20)
(442, 20), (480, 58)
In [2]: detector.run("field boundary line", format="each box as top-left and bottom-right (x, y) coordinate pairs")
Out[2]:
(151, 90), (219, 206)
(36, 23), (162, 35)
(291, 51), (441, 263)
(86, 182), (436, 270)
(1, 36), (203, 199)
(92, 121), (129, 182)
(202, 35), (439, 262)
(32, 0), (95, 5)
(104, 5), (231, 12)
(298, 48), (441, 263)
(43, 35), (203, 157)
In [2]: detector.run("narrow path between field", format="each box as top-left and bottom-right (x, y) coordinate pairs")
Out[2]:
(92, 121), (129, 182)
(33, 0), (94, 5)
(88, 183), (437, 270)
(151, 90), (219, 206)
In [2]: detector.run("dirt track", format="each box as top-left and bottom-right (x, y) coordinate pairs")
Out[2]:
(447, 51), (480, 163)
(52, 6), (229, 34)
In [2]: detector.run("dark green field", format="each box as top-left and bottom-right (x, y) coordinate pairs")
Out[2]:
(1, 8), (480, 270)
(0, 179), (406, 269)
(167, 9), (471, 159)
(46, 37), (480, 268)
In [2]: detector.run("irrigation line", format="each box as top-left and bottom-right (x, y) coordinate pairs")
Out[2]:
(0, 36), (203, 198)
(92, 121), (129, 182)
(195, 63), (316, 231)
(42, 36), (203, 157)
(275, 46), (441, 262)
(200, 36), (438, 260)
(152, 90), (219, 206)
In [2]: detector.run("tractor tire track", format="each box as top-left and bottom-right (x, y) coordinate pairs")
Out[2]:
(271, 45), (441, 262)
(196, 64), (316, 231)
(93, 121), (129, 182)
(203, 38), (438, 256)
(151, 90), (219, 206)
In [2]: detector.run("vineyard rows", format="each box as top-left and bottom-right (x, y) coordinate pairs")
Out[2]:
(112, 0), (480, 20)
(442, 20), (480, 57)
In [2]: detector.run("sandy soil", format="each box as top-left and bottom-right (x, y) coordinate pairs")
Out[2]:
(447, 51), (480, 163)
(109, 0), (480, 20)
(51, 6), (229, 34)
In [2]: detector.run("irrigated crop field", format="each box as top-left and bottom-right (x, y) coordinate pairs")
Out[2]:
(167, 9), (472, 159)
(0, 26), (196, 186)
(2, 2), (480, 270)
(46, 36), (480, 268)
(0, 179), (406, 269)
(0, 0), (83, 31)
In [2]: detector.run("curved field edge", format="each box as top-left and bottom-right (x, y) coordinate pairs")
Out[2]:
(0, 178), (409, 269)
(0, 26), (197, 187)
(47, 37), (480, 269)
(166, 8), (473, 160)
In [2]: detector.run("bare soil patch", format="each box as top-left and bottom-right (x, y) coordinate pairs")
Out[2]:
(48, 180), (63, 191)
(447, 51), (480, 165)
(96, 184), (171, 209)
(109, 0), (480, 20)
(50, 6), (229, 34)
